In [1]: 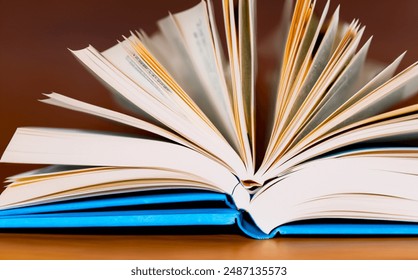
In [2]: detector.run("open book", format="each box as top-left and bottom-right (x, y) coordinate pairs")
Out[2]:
(1, 0), (418, 239)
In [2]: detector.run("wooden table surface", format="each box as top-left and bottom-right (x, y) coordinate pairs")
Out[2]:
(2, 233), (418, 259)
(1, 0), (418, 260)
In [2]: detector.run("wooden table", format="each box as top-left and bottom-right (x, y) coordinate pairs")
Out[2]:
(1, 232), (418, 259)
(1, 0), (418, 260)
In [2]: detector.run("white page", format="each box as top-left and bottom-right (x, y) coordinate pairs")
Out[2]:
(250, 156), (418, 233)
(281, 53), (407, 163)
(71, 46), (247, 178)
(41, 92), (236, 170)
(272, 1), (330, 143)
(346, 54), (405, 108)
(155, 16), (210, 111)
(239, 0), (256, 157)
(276, 25), (364, 148)
(259, 20), (363, 176)
(106, 35), (233, 142)
(293, 38), (371, 143)
(102, 39), (198, 122)
(266, 117), (418, 180)
(279, 4), (337, 133)
(263, 0), (322, 166)
(0, 167), (220, 209)
(258, 0), (293, 146)
(269, 0), (317, 143)
(40, 93), (229, 164)
(222, 0), (253, 172)
(173, 1), (240, 152)
(316, 63), (418, 138)
(0, 127), (240, 195)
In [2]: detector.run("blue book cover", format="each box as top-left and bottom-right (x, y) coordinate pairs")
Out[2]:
(1, 191), (418, 239)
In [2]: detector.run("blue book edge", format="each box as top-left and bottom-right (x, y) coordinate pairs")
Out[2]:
(1, 191), (418, 239)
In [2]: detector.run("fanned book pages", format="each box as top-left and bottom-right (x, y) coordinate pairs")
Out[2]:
(1, 0), (418, 239)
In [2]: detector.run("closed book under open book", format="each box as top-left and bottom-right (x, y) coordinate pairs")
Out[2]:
(1, 0), (418, 239)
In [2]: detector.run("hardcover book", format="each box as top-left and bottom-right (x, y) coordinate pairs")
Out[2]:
(1, 0), (418, 239)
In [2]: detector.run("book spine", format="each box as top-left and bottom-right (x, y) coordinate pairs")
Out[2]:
(231, 183), (251, 211)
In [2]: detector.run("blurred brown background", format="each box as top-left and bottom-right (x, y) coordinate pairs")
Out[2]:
(1, 0), (418, 181)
